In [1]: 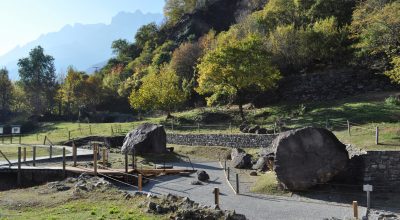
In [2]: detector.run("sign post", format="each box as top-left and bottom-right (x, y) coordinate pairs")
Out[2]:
(363, 184), (373, 210)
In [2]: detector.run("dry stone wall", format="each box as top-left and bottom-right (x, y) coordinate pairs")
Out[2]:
(167, 133), (277, 148)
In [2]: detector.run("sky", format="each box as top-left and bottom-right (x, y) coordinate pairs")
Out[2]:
(0, 0), (165, 56)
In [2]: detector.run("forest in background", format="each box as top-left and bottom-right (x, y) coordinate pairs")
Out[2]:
(0, 0), (399, 127)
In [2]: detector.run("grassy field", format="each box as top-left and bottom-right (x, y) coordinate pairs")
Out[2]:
(0, 145), (65, 161)
(2, 91), (399, 150)
(0, 185), (165, 220)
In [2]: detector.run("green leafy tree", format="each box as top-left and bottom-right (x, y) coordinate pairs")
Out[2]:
(18, 46), (57, 115)
(385, 56), (400, 84)
(351, 1), (400, 69)
(134, 23), (160, 49)
(196, 35), (281, 120)
(129, 65), (186, 115)
(0, 68), (13, 114)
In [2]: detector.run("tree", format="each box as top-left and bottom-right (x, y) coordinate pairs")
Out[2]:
(18, 46), (57, 115)
(351, 1), (400, 70)
(134, 23), (160, 49)
(164, 0), (197, 25)
(129, 65), (186, 115)
(0, 68), (13, 114)
(196, 35), (281, 120)
(385, 56), (400, 84)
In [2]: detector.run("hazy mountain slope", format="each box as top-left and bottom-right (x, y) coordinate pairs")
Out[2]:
(0, 10), (163, 79)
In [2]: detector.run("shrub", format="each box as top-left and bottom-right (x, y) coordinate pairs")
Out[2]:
(385, 96), (400, 106)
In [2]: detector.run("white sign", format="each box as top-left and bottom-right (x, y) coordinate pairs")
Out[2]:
(0, 127), (3, 134)
(363, 184), (373, 192)
(12, 126), (21, 134)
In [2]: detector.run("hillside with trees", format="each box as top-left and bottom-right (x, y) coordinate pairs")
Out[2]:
(1, 0), (399, 129)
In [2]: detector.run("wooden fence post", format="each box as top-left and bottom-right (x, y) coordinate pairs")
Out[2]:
(89, 125), (92, 135)
(236, 173), (240, 194)
(224, 160), (227, 171)
(68, 131), (71, 140)
(73, 142), (77, 167)
(352, 201), (358, 219)
(138, 174), (143, 191)
(347, 120), (351, 136)
(214, 187), (220, 208)
(32, 146), (36, 167)
(93, 144), (98, 176)
(17, 147), (21, 187)
(10, 135), (13, 144)
(102, 148), (106, 166)
(62, 147), (66, 178)
(23, 147), (26, 163)
(49, 145), (53, 159)
(375, 126), (379, 145)
(111, 125), (114, 135)
(125, 150), (128, 173)
(43, 136), (47, 145)
(227, 167), (230, 180)
(19, 135), (21, 144)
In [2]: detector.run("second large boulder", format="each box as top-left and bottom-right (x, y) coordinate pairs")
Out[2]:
(121, 123), (167, 154)
(273, 127), (349, 190)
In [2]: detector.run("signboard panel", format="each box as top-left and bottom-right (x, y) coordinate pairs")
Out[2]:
(363, 184), (373, 192)
(0, 126), (3, 134)
(11, 126), (21, 134)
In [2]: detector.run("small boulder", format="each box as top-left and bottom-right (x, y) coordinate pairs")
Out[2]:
(248, 125), (260, 133)
(256, 128), (267, 134)
(249, 171), (258, 176)
(197, 170), (210, 181)
(191, 180), (203, 185)
(231, 153), (252, 169)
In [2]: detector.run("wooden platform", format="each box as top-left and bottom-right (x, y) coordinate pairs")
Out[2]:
(65, 166), (196, 177)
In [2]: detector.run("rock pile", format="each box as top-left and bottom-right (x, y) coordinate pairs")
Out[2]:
(139, 193), (246, 220)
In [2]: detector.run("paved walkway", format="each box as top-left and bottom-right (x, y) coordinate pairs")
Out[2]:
(137, 162), (366, 220)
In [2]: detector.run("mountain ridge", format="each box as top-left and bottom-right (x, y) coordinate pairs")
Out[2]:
(0, 10), (163, 80)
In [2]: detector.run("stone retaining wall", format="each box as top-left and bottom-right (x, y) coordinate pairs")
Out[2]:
(167, 133), (277, 148)
(362, 151), (400, 191)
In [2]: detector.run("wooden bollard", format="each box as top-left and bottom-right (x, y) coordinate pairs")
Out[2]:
(62, 147), (66, 178)
(17, 147), (21, 187)
(125, 151), (128, 173)
(353, 201), (358, 219)
(347, 120), (351, 136)
(102, 148), (106, 166)
(32, 146), (36, 167)
(236, 173), (240, 194)
(214, 187), (220, 208)
(227, 167), (230, 180)
(49, 145), (53, 159)
(138, 174), (143, 191)
(73, 142), (77, 167)
(224, 160), (227, 171)
(93, 144), (98, 176)
(23, 147), (26, 162)
(375, 126), (379, 145)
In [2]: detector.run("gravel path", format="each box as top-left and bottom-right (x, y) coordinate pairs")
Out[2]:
(136, 161), (367, 220)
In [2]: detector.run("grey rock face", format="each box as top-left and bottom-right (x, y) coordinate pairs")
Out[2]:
(231, 148), (245, 160)
(273, 127), (349, 190)
(121, 123), (167, 154)
(252, 157), (269, 171)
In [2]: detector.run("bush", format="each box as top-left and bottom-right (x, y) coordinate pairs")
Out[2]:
(385, 96), (400, 106)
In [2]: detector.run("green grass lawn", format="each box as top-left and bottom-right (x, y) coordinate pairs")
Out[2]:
(0, 186), (164, 220)
(0, 145), (66, 161)
(3, 91), (399, 150)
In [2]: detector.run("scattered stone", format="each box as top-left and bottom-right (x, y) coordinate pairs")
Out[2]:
(249, 171), (258, 176)
(191, 180), (203, 185)
(231, 153), (252, 169)
(121, 123), (167, 155)
(273, 127), (349, 190)
(47, 182), (71, 191)
(73, 173), (112, 193)
(197, 170), (210, 182)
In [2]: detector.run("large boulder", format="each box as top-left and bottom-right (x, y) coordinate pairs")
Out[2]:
(273, 127), (349, 190)
(231, 153), (252, 169)
(231, 148), (245, 160)
(121, 123), (167, 154)
(252, 157), (269, 171)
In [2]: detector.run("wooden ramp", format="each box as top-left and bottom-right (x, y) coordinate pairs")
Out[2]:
(65, 166), (196, 177)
